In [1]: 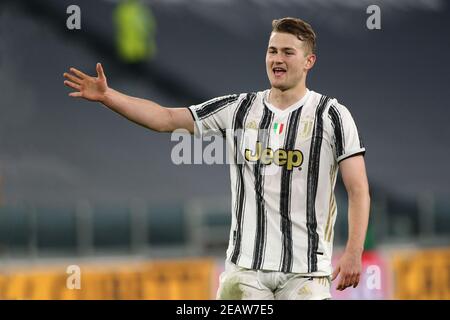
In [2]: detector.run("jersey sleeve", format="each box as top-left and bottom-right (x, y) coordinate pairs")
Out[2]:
(187, 94), (242, 137)
(327, 101), (366, 163)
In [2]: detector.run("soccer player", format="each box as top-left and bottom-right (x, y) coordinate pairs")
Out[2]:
(63, 17), (370, 300)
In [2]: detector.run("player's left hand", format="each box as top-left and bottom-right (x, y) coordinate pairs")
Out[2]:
(331, 249), (362, 291)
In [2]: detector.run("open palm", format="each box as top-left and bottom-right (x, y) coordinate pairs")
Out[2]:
(63, 63), (108, 102)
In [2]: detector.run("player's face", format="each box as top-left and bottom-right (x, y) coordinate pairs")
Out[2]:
(266, 32), (315, 91)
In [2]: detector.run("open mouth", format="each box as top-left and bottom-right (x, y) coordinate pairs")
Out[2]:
(273, 67), (286, 77)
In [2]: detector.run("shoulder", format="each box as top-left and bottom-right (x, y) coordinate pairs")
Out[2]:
(303, 90), (335, 118)
(219, 91), (261, 103)
(307, 90), (354, 117)
(241, 90), (266, 101)
(231, 90), (267, 107)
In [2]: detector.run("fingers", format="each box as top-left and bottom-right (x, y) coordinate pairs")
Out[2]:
(336, 275), (347, 291)
(69, 67), (88, 79)
(64, 80), (80, 91)
(333, 265), (349, 291)
(69, 92), (82, 98)
(96, 62), (105, 79)
(336, 271), (348, 291)
(344, 274), (353, 288)
(63, 72), (82, 85)
(352, 274), (360, 288)
(336, 272), (360, 291)
(331, 266), (340, 281)
(337, 278), (349, 291)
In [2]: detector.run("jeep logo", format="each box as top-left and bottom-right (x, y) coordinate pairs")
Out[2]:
(245, 141), (304, 171)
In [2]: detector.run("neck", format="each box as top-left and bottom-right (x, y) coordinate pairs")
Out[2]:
(268, 83), (308, 110)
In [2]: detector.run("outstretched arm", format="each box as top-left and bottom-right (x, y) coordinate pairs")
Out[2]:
(331, 155), (370, 291)
(63, 63), (194, 133)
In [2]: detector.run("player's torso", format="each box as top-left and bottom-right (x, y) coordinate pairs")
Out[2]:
(225, 90), (337, 273)
(229, 90), (335, 197)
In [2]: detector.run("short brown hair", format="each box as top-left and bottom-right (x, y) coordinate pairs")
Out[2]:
(272, 17), (316, 54)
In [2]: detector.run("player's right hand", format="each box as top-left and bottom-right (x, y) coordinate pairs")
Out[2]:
(64, 63), (108, 102)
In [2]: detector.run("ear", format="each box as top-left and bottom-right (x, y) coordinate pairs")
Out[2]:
(305, 54), (316, 70)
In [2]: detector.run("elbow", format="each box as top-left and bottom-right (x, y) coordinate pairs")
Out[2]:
(140, 107), (174, 133)
(149, 114), (174, 133)
(142, 122), (167, 133)
(158, 121), (176, 133)
(348, 187), (371, 215)
(155, 124), (170, 133)
(158, 108), (174, 133)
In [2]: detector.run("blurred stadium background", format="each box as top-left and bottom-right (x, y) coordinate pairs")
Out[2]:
(0, 0), (449, 299)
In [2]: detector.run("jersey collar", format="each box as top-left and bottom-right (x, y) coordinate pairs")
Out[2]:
(263, 88), (310, 116)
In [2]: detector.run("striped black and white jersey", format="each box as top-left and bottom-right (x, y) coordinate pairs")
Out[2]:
(188, 89), (365, 275)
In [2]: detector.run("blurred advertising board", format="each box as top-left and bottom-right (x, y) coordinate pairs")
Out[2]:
(392, 247), (450, 299)
(3, 247), (448, 300)
(0, 258), (215, 300)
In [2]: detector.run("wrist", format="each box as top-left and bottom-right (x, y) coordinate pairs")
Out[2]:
(100, 87), (113, 105)
(345, 245), (364, 256)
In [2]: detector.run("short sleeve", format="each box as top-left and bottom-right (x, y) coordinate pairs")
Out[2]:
(327, 101), (366, 163)
(187, 94), (241, 137)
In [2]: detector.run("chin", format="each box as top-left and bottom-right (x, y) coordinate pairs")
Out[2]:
(271, 82), (289, 91)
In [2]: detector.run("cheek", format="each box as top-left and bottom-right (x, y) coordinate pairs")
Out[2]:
(291, 59), (306, 72)
(265, 59), (273, 74)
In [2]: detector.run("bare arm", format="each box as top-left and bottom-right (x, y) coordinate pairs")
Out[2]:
(331, 154), (370, 290)
(63, 63), (194, 133)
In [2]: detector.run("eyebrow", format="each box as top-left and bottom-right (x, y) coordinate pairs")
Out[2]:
(268, 46), (297, 51)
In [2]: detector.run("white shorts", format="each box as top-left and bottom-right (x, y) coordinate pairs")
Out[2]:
(217, 261), (331, 300)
